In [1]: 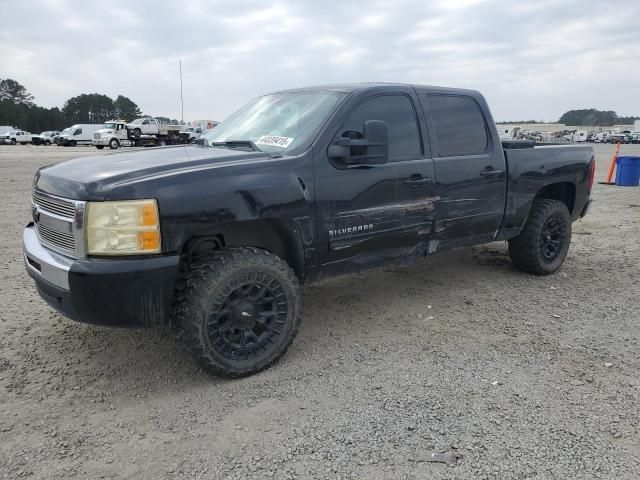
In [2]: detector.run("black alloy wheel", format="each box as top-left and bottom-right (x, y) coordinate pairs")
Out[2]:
(539, 214), (567, 264)
(208, 274), (287, 361)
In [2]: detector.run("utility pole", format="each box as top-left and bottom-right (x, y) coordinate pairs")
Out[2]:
(179, 60), (184, 123)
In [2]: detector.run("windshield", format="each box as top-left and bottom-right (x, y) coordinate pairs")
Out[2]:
(130, 118), (145, 125)
(103, 123), (117, 129)
(40, 131), (50, 136)
(204, 91), (346, 154)
(60, 128), (72, 136)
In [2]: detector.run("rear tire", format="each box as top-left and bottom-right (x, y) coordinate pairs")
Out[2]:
(173, 247), (301, 378)
(508, 199), (572, 275)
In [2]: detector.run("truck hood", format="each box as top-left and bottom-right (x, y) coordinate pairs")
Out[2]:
(35, 145), (273, 200)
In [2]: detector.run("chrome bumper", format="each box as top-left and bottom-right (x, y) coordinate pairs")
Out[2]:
(23, 225), (74, 290)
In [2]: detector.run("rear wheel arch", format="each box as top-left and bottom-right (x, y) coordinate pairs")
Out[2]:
(534, 182), (576, 215)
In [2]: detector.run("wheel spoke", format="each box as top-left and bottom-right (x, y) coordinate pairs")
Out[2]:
(249, 284), (269, 301)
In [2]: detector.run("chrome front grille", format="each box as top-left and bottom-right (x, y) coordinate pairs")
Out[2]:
(37, 223), (75, 251)
(32, 190), (85, 257)
(32, 190), (75, 218)
(94, 133), (100, 139)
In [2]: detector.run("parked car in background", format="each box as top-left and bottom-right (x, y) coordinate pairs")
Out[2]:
(1, 129), (33, 145)
(126, 117), (182, 138)
(0, 127), (15, 144)
(608, 133), (631, 144)
(592, 132), (610, 143)
(57, 124), (103, 146)
(180, 120), (219, 142)
(31, 131), (61, 145)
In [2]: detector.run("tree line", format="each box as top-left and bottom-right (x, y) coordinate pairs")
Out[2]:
(499, 109), (638, 126)
(558, 109), (637, 127)
(0, 78), (166, 133)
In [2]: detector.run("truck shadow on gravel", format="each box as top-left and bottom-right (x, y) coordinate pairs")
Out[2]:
(37, 245), (526, 393)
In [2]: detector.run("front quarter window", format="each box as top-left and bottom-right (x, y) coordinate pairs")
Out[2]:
(204, 91), (346, 154)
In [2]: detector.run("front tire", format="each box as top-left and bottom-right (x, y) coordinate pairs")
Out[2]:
(109, 138), (119, 150)
(173, 247), (301, 378)
(95, 145), (105, 149)
(508, 199), (572, 275)
(69, 140), (76, 147)
(45, 140), (51, 145)
(11, 139), (16, 145)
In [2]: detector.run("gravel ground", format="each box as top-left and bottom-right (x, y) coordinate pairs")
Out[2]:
(0, 143), (639, 479)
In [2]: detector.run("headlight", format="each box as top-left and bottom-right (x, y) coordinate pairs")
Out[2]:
(86, 199), (161, 255)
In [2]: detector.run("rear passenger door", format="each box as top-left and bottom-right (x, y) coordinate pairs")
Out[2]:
(421, 93), (506, 247)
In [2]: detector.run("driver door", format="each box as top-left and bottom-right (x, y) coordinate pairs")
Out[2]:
(314, 88), (437, 273)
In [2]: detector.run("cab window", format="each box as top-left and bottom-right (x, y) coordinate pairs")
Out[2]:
(428, 95), (489, 157)
(341, 94), (422, 161)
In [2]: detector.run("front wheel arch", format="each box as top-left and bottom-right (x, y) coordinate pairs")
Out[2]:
(181, 220), (307, 284)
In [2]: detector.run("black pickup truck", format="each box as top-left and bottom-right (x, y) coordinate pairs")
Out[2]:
(24, 83), (595, 377)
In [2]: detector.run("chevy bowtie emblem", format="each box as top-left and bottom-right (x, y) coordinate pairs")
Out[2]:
(32, 205), (40, 223)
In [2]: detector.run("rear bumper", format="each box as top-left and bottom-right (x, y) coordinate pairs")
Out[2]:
(23, 225), (180, 327)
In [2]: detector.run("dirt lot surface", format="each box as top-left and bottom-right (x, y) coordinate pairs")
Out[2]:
(1, 143), (639, 479)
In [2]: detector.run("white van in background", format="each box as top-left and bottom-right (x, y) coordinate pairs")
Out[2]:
(57, 124), (103, 146)
(571, 130), (588, 142)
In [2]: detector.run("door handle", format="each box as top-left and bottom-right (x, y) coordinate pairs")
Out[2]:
(404, 174), (431, 187)
(480, 167), (503, 177)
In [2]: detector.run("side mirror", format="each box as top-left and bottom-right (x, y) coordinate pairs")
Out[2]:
(329, 120), (389, 165)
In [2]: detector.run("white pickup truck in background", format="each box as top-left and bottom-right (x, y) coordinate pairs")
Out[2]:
(126, 118), (182, 138)
(180, 120), (219, 142)
(0, 129), (33, 145)
(31, 130), (61, 145)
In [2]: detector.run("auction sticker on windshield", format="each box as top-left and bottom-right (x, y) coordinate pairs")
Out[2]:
(256, 135), (294, 148)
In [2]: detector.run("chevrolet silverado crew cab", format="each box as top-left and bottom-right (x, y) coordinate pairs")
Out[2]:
(23, 83), (595, 377)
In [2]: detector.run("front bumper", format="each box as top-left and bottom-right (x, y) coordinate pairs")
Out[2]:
(23, 225), (180, 327)
(93, 138), (110, 146)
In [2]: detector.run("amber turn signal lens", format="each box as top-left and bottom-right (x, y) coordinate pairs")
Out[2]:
(139, 231), (160, 251)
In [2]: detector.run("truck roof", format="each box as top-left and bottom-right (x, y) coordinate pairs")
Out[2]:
(272, 82), (481, 97)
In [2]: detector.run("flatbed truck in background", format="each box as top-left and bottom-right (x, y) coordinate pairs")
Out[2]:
(92, 120), (187, 149)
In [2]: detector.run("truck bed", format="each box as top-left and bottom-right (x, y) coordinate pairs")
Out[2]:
(499, 142), (594, 239)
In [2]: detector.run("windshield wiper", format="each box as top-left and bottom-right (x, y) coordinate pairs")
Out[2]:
(210, 140), (262, 152)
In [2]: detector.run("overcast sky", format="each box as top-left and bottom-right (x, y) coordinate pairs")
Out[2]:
(2, 0), (639, 122)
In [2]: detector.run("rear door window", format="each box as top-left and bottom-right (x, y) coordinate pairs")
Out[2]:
(428, 95), (489, 156)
